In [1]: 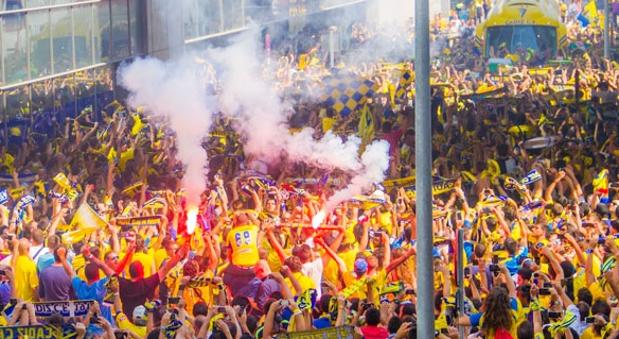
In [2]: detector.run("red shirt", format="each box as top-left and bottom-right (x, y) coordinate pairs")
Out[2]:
(360, 325), (389, 339)
(383, 129), (404, 157)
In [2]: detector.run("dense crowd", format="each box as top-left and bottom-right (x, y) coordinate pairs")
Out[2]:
(0, 1), (616, 339)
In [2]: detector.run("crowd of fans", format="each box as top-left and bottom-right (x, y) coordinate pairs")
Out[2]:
(0, 1), (616, 338)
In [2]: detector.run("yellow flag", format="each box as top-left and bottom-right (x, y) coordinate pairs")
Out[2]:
(358, 104), (375, 146)
(70, 203), (107, 230)
(107, 147), (117, 164)
(583, 0), (598, 22)
(131, 114), (144, 136)
(62, 204), (107, 244)
(593, 169), (609, 195)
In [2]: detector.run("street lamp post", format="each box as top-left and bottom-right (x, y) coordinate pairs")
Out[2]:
(414, 0), (434, 336)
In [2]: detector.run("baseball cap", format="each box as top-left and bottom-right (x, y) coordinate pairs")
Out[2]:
(354, 258), (368, 275)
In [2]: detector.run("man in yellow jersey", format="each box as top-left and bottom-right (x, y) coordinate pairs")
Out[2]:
(222, 212), (262, 296)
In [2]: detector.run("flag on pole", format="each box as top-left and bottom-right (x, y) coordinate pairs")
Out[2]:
(62, 203), (108, 244)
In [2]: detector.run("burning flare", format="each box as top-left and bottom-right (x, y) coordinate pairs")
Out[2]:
(186, 206), (199, 234)
(312, 210), (327, 229)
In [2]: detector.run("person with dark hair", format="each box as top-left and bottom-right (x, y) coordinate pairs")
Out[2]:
(459, 264), (519, 337)
(360, 307), (388, 339)
(36, 234), (61, 274)
(71, 245), (123, 325)
(38, 246), (72, 301)
(119, 243), (189, 316)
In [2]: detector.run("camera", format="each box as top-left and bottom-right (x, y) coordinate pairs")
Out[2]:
(369, 229), (383, 238)
(539, 288), (551, 295)
(168, 297), (180, 305)
(464, 267), (471, 277)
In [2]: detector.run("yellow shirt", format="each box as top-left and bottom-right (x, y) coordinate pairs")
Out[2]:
(154, 248), (168, 270)
(581, 326), (604, 339)
(285, 271), (316, 294)
(116, 312), (147, 337)
(324, 246), (358, 287)
(226, 225), (259, 267)
(14, 255), (39, 302)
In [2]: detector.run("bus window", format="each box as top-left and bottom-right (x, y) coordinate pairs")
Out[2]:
(486, 25), (556, 57)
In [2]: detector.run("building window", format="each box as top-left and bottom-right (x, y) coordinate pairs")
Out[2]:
(73, 4), (94, 68)
(2, 11), (28, 84)
(51, 6), (73, 73)
(110, 0), (129, 60)
(28, 9), (51, 79)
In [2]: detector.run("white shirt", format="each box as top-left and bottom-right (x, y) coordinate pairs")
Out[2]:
(29, 245), (49, 262)
(302, 257), (324, 298)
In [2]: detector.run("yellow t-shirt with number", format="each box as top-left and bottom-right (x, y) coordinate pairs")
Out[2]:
(115, 312), (147, 337)
(226, 225), (259, 267)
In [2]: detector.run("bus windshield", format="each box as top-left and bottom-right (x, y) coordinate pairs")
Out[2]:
(486, 25), (557, 57)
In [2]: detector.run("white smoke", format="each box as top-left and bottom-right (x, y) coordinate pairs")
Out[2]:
(325, 140), (391, 210)
(208, 27), (366, 173)
(210, 27), (391, 208)
(118, 24), (392, 210)
(118, 56), (213, 205)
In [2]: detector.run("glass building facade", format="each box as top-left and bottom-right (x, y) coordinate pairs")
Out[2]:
(1, 0), (368, 120)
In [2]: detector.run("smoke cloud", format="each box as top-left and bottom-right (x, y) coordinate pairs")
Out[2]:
(326, 140), (391, 210)
(118, 56), (214, 205)
(209, 27), (365, 173)
(119, 24), (392, 210)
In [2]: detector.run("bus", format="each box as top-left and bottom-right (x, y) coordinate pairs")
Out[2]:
(475, 0), (567, 59)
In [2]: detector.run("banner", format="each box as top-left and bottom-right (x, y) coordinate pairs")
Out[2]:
(405, 179), (456, 197)
(0, 189), (8, 205)
(8, 187), (26, 201)
(33, 300), (93, 317)
(53, 173), (78, 201)
(0, 173), (37, 185)
(12, 194), (35, 223)
(277, 326), (354, 339)
(116, 215), (163, 229)
(383, 176), (416, 188)
(0, 325), (72, 339)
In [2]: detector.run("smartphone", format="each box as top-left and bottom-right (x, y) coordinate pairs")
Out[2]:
(598, 236), (606, 245)
(539, 288), (551, 295)
(464, 267), (471, 277)
(543, 282), (552, 288)
(280, 300), (290, 307)
(456, 211), (463, 221)
(586, 316), (595, 324)
(168, 297), (180, 305)
(405, 288), (415, 295)
(0, 270), (6, 276)
(9, 299), (16, 306)
(217, 306), (227, 313)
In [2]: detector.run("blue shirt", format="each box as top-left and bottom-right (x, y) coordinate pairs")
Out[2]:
(313, 317), (332, 329)
(72, 277), (113, 325)
(504, 247), (529, 276)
